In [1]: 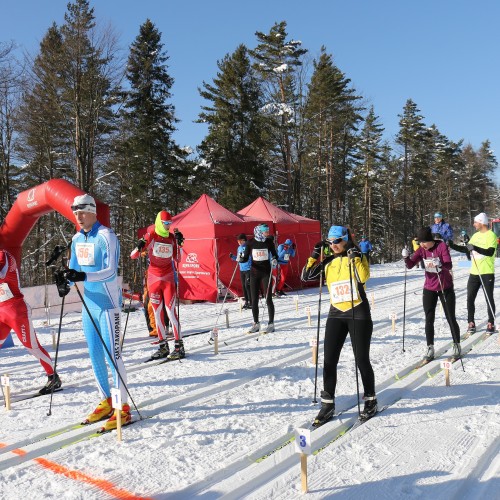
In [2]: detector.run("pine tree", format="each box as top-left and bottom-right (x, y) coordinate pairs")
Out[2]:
(197, 44), (269, 210)
(250, 21), (307, 210)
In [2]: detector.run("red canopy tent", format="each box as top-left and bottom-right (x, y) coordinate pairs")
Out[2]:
(237, 197), (321, 289)
(168, 194), (266, 302)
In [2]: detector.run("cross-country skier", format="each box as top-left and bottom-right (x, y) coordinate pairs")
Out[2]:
(239, 224), (278, 333)
(448, 212), (497, 336)
(230, 233), (252, 309)
(402, 226), (461, 362)
(302, 225), (377, 426)
(275, 239), (296, 296)
(358, 236), (373, 263)
(0, 249), (62, 394)
(130, 210), (184, 360)
(58, 193), (129, 431)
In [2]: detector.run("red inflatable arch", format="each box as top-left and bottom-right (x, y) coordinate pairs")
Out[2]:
(0, 179), (109, 266)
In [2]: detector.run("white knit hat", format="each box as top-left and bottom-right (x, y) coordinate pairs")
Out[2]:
(474, 212), (488, 225)
(72, 194), (97, 214)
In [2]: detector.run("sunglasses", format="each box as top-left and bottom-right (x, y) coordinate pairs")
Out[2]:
(71, 203), (95, 212)
(328, 237), (345, 245)
(162, 220), (172, 226)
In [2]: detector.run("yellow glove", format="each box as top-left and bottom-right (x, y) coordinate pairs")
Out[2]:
(306, 257), (317, 269)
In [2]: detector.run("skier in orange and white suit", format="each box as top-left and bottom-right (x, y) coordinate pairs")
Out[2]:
(131, 211), (184, 361)
(0, 249), (62, 394)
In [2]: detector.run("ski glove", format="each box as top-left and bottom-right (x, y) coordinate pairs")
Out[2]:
(312, 240), (329, 259)
(401, 248), (410, 258)
(291, 243), (296, 250)
(347, 248), (361, 260)
(466, 243), (474, 252)
(54, 271), (70, 297)
(65, 269), (86, 282)
(137, 239), (146, 251)
(174, 229), (184, 246)
(306, 257), (317, 269)
(271, 258), (278, 268)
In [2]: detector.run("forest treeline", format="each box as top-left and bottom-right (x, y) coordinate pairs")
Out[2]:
(0, 0), (498, 286)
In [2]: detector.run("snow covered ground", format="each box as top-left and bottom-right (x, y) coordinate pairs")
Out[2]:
(0, 258), (499, 499)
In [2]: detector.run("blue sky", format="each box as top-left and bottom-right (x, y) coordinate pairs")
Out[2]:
(3, 0), (499, 176)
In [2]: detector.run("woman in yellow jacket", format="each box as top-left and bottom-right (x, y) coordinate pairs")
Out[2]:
(302, 225), (376, 426)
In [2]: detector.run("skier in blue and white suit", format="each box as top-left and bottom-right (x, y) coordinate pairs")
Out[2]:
(64, 193), (130, 430)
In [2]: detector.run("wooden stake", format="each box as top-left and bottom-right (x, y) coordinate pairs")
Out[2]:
(225, 308), (230, 328)
(300, 453), (308, 493)
(213, 328), (219, 355)
(445, 368), (450, 386)
(295, 295), (299, 312)
(51, 329), (56, 350)
(115, 407), (122, 441)
(310, 338), (318, 365)
(306, 306), (311, 326)
(2, 375), (11, 411)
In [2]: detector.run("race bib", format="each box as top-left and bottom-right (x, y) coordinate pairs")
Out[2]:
(329, 279), (358, 304)
(153, 242), (173, 259)
(252, 248), (269, 262)
(423, 258), (440, 273)
(283, 253), (290, 261)
(75, 243), (95, 266)
(0, 283), (14, 302)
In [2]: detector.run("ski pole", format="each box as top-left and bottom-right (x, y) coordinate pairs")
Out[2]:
(312, 247), (324, 405)
(73, 283), (143, 419)
(435, 269), (465, 372)
(348, 254), (361, 417)
(470, 252), (497, 326)
(47, 293), (65, 416)
(402, 245), (408, 352)
(209, 260), (239, 343)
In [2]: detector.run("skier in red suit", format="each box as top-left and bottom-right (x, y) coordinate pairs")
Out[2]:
(131, 211), (185, 361)
(0, 249), (61, 394)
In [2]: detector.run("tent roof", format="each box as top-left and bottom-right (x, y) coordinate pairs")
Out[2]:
(238, 197), (298, 225)
(173, 194), (247, 237)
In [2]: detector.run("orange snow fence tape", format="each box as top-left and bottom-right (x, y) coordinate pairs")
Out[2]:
(1, 444), (151, 499)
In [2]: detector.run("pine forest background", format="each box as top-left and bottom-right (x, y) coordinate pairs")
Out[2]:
(1, 0), (499, 288)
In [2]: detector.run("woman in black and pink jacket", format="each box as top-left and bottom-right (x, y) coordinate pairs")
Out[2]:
(403, 226), (461, 361)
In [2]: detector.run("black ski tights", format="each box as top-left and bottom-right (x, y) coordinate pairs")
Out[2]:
(323, 317), (375, 397)
(249, 270), (274, 324)
(422, 287), (460, 345)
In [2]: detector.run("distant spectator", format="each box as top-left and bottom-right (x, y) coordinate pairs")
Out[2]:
(431, 212), (453, 242)
(275, 239), (296, 296)
(359, 236), (373, 263)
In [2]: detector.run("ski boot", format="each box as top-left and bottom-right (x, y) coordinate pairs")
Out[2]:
(101, 403), (132, 432)
(464, 322), (476, 339)
(247, 322), (260, 334)
(167, 339), (185, 360)
(486, 322), (496, 336)
(422, 345), (435, 363)
(451, 342), (461, 361)
(38, 372), (62, 395)
(312, 391), (335, 428)
(150, 340), (170, 361)
(359, 395), (378, 421)
(82, 397), (114, 424)
(264, 323), (275, 333)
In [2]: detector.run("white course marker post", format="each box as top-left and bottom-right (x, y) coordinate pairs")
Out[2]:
(306, 306), (311, 327)
(389, 312), (397, 334)
(310, 338), (318, 365)
(441, 360), (452, 386)
(224, 308), (230, 328)
(295, 294), (299, 312)
(295, 427), (312, 493)
(239, 298), (243, 314)
(1, 375), (11, 411)
(212, 328), (219, 355)
(111, 388), (123, 441)
(50, 328), (57, 350)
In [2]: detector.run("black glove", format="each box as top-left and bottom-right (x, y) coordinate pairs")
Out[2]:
(312, 240), (329, 259)
(291, 243), (296, 250)
(229, 252), (235, 259)
(466, 243), (474, 252)
(54, 270), (70, 297)
(137, 239), (146, 251)
(174, 229), (184, 245)
(65, 269), (86, 282)
(347, 247), (361, 260)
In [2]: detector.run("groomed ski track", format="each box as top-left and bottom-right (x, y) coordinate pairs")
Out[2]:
(1, 263), (498, 499)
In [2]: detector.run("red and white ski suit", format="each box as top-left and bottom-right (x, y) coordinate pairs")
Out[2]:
(131, 227), (181, 342)
(0, 250), (54, 375)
